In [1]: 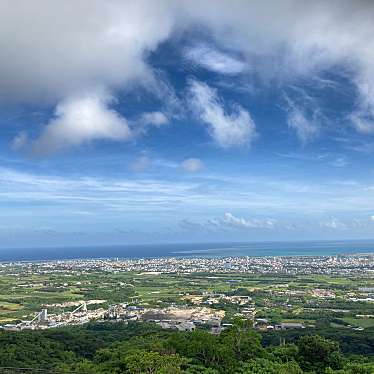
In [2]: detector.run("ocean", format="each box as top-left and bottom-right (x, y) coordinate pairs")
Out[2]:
(0, 240), (374, 261)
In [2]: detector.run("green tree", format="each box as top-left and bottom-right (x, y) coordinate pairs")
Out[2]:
(220, 320), (264, 362)
(168, 330), (236, 372)
(238, 358), (302, 374)
(123, 349), (185, 373)
(297, 335), (344, 372)
(269, 344), (299, 363)
(59, 359), (101, 374)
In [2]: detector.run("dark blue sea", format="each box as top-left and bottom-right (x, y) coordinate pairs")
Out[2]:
(0, 240), (374, 261)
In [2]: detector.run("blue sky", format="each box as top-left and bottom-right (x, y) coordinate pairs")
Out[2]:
(1, 1), (374, 248)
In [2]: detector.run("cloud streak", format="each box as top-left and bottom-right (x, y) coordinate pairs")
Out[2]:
(286, 102), (320, 143)
(1, 166), (374, 217)
(222, 212), (276, 229)
(189, 79), (256, 147)
(181, 158), (204, 172)
(184, 43), (246, 75)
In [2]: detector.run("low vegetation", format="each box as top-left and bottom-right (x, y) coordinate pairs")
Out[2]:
(0, 321), (373, 373)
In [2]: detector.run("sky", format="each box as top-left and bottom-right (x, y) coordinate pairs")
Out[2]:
(1, 0), (374, 248)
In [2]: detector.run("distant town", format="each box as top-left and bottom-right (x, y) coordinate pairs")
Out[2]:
(0, 253), (373, 334)
(3, 252), (374, 275)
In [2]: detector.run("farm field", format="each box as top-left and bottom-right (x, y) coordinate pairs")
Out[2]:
(0, 262), (373, 331)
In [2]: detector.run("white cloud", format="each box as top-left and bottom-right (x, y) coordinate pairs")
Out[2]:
(2, 1), (374, 149)
(132, 111), (170, 138)
(350, 75), (374, 134)
(181, 1), (374, 138)
(139, 111), (169, 127)
(189, 79), (256, 147)
(223, 212), (276, 229)
(370, 215), (374, 221)
(350, 111), (374, 134)
(0, 166), (200, 212)
(0, 1), (175, 104)
(2, 165), (374, 227)
(184, 43), (246, 74)
(320, 218), (346, 230)
(285, 97), (320, 143)
(181, 158), (204, 172)
(0, 1), (176, 152)
(32, 93), (131, 155)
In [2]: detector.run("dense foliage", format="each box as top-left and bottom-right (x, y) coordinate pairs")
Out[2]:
(0, 321), (373, 373)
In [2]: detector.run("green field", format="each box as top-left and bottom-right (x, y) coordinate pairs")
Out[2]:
(0, 263), (373, 331)
(0, 263), (373, 373)
(342, 317), (374, 328)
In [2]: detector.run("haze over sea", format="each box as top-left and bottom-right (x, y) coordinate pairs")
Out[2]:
(1, 240), (374, 262)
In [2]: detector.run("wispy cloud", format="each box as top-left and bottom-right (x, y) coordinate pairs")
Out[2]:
(0, 167), (200, 212)
(284, 95), (320, 143)
(222, 212), (276, 229)
(180, 158), (204, 172)
(1, 166), (374, 241)
(2, 1), (374, 151)
(320, 218), (346, 230)
(136, 111), (169, 132)
(184, 43), (246, 75)
(275, 152), (349, 168)
(188, 79), (256, 147)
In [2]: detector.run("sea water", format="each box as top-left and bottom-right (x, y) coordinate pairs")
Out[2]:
(0, 240), (373, 261)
